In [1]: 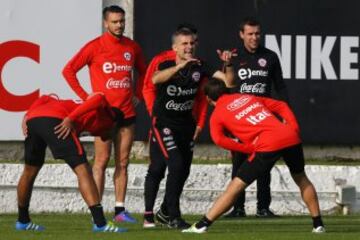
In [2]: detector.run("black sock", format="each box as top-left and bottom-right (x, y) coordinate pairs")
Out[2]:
(89, 204), (106, 227)
(195, 216), (213, 228)
(115, 206), (125, 215)
(18, 205), (30, 223)
(312, 215), (324, 228)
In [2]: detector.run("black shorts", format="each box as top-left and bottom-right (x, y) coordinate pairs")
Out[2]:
(25, 117), (87, 169)
(117, 116), (136, 128)
(237, 143), (305, 185)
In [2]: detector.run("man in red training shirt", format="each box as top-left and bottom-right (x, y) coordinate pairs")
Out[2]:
(62, 5), (147, 222)
(16, 93), (127, 233)
(183, 80), (325, 234)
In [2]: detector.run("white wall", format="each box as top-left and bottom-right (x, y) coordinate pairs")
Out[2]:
(0, 0), (103, 140)
(1, 164), (359, 215)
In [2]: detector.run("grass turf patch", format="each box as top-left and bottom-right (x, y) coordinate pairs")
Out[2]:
(1, 214), (359, 240)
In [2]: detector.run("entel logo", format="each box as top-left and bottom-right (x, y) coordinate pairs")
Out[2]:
(238, 68), (268, 80)
(0, 40), (40, 111)
(166, 85), (197, 96)
(102, 62), (132, 74)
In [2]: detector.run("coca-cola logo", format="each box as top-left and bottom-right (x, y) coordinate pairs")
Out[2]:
(226, 96), (251, 111)
(240, 83), (266, 94)
(165, 100), (194, 111)
(106, 77), (131, 89)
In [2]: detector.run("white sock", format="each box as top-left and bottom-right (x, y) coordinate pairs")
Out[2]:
(115, 202), (124, 207)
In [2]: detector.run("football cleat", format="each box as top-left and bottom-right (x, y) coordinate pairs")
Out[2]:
(15, 221), (45, 231)
(256, 209), (279, 218)
(114, 211), (137, 223)
(182, 223), (207, 233)
(155, 209), (170, 225)
(93, 221), (127, 233)
(225, 208), (246, 218)
(312, 226), (326, 233)
(143, 213), (156, 228)
(168, 217), (191, 229)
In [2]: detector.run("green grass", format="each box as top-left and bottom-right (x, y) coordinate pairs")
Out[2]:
(1, 214), (359, 240)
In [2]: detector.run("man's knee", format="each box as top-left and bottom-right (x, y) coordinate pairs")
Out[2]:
(117, 161), (129, 171)
(291, 172), (310, 186)
(93, 152), (111, 170)
(22, 164), (41, 180)
(74, 163), (92, 176)
(147, 165), (166, 180)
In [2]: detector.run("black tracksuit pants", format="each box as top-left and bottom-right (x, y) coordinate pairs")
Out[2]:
(231, 151), (272, 210)
(144, 119), (195, 220)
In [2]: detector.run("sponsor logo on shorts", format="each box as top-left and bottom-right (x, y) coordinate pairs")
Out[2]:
(226, 96), (251, 111)
(106, 77), (131, 89)
(163, 128), (171, 135)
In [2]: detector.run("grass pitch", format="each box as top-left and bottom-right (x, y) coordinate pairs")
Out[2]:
(1, 214), (359, 240)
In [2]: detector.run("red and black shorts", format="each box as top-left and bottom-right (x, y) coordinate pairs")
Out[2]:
(24, 117), (87, 169)
(237, 143), (305, 185)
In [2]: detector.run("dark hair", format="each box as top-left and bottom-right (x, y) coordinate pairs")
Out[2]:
(239, 17), (260, 32)
(204, 79), (229, 101)
(176, 23), (198, 35)
(102, 5), (125, 20)
(171, 28), (195, 44)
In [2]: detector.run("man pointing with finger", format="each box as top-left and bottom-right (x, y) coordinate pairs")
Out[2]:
(143, 27), (236, 229)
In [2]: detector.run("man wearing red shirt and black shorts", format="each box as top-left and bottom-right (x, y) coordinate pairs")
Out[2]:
(62, 5), (147, 222)
(183, 80), (325, 234)
(16, 93), (126, 233)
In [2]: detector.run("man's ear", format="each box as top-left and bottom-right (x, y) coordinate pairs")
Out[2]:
(206, 96), (215, 106)
(239, 30), (244, 40)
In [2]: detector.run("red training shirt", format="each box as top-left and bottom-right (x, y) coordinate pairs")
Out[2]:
(62, 32), (147, 118)
(210, 94), (301, 155)
(26, 94), (116, 137)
